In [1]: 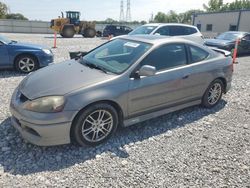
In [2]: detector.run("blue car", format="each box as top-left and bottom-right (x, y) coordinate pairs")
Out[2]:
(0, 35), (53, 73)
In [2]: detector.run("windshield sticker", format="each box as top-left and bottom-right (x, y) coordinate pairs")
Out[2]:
(124, 42), (140, 48)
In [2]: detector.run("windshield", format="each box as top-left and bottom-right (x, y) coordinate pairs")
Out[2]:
(216, 32), (243, 41)
(81, 39), (152, 74)
(129, 26), (157, 35)
(0, 35), (12, 44)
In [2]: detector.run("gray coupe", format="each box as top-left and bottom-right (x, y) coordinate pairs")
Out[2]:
(10, 35), (233, 146)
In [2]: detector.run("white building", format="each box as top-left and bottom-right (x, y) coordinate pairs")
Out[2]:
(192, 10), (250, 34)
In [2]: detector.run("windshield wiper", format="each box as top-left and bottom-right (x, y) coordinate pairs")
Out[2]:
(8, 40), (17, 44)
(85, 62), (108, 74)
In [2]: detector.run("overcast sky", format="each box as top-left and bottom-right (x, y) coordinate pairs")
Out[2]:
(1, 0), (235, 21)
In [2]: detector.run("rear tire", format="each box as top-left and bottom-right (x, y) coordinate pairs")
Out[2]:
(15, 55), (39, 73)
(62, 26), (75, 38)
(82, 28), (96, 38)
(202, 79), (224, 108)
(72, 103), (118, 146)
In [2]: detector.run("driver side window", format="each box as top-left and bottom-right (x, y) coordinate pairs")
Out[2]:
(140, 43), (187, 71)
(155, 26), (170, 36)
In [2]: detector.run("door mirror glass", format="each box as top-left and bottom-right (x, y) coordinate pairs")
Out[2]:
(138, 65), (156, 77)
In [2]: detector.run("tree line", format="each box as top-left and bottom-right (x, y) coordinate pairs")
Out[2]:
(153, 0), (250, 24)
(0, 1), (28, 20)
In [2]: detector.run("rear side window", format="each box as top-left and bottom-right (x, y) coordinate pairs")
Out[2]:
(169, 26), (184, 36)
(189, 45), (209, 63)
(183, 27), (197, 35)
(169, 26), (197, 36)
(140, 43), (187, 71)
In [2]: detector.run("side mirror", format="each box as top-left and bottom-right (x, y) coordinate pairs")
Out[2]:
(138, 65), (156, 77)
(241, 38), (246, 42)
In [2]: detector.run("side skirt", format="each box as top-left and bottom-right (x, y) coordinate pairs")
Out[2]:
(123, 100), (201, 127)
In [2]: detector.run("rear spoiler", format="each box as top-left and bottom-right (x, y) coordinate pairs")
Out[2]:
(209, 47), (232, 57)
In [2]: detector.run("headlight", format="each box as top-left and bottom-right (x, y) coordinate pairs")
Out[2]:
(23, 96), (65, 113)
(42, 49), (52, 55)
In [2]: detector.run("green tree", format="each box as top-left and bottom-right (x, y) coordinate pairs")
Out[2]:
(0, 1), (8, 18)
(5, 13), (28, 20)
(203, 0), (224, 12)
(154, 12), (167, 23)
(178, 9), (204, 24)
(224, 0), (250, 10)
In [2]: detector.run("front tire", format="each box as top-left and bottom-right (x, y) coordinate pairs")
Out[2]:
(62, 26), (75, 38)
(202, 79), (224, 108)
(15, 55), (39, 73)
(72, 103), (118, 146)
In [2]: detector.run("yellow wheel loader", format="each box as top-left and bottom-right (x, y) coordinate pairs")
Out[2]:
(50, 11), (96, 38)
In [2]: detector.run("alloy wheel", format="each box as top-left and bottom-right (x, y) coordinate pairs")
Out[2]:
(18, 57), (35, 73)
(81, 110), (113, 142)
(208, 83), (222, 105)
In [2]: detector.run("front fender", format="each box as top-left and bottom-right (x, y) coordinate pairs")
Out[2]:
(8, 48), (42, 63)
(64, 80), (129, 117)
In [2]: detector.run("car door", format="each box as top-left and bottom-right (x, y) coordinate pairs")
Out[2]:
(240, 34), (250, 53)
(181, 44), (212, 99)
(128, 43), (190, 116)
(0, 42), (10, 67)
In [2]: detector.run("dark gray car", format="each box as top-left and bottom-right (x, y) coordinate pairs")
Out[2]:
(205, 31), (250, 55)
(10, 35), (233, 146)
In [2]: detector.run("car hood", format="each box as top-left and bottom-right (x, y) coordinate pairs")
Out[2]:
(205, 39), (234, 46)
(9, 42), (47, 50)
(19, 60), (115, 100)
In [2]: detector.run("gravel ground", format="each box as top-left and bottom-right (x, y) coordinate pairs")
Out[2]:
(0, 33), (249, 188)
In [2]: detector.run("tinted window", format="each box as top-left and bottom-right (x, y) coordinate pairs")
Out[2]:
(155, 26), (170, 36)
(168, 26), (198, 36)
(141, 44), (187, 71)
(183, 27), (197, 35)
(169, 26), (184, 36)
(189, 45), (209, 63)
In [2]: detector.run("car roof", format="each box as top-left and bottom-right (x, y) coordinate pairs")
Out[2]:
(142, 23), (198, 29)
(118, 34), (198, 46)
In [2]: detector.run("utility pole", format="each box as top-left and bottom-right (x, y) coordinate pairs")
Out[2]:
(119, 0), (125, 22)
(126, 0), (131, 22)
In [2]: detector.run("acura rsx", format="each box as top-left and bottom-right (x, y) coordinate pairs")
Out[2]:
(10, 35), (233, 146)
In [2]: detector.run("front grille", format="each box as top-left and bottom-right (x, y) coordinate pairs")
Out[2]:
(20, 93), (29, 103)
(50, 20), (54, 28)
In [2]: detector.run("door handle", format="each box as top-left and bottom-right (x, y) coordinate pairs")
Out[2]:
(182, 75), (189, 79)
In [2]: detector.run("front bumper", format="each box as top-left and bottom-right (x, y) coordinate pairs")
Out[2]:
(10, 115), (71, 146)
(9, 89), (77, 146)
(38, 54), (54, 67)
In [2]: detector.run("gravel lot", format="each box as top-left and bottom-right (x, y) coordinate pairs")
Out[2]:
(0, 33), (249, 188)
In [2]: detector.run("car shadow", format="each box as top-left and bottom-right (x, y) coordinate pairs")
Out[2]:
(0, 70), (27, 79)
(0, 100), (227, 175)
(44, 36), (88, 39)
